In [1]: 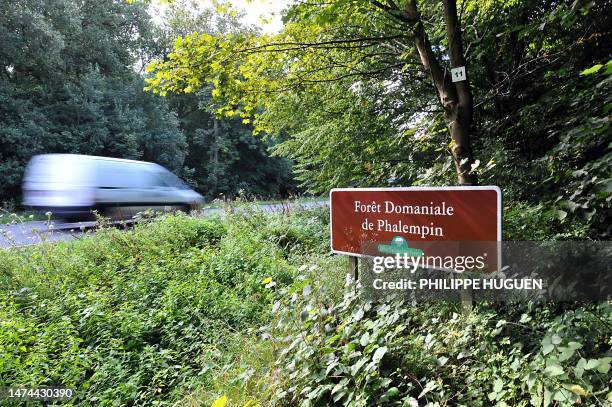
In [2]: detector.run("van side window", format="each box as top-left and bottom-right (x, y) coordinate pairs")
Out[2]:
(97, 161), (153, 188)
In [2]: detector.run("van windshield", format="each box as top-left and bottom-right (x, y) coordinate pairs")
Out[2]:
(157, 170), (188, 189)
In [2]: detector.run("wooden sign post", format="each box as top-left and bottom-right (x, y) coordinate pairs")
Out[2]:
(348, 256), (358, 282)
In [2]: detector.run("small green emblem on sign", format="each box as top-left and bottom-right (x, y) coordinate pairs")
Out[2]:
(377, 236), (425, 256)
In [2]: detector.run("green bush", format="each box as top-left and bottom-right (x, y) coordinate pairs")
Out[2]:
(266, 267), (611, 406)
(1, 208), (610, 406)
(0, 210), (325, 405)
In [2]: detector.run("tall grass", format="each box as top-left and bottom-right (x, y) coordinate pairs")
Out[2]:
(1, 207), (609, 406)
(0, 208), (334, 405)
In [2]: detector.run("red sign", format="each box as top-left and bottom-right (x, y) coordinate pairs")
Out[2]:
(330, 187), (501, 270)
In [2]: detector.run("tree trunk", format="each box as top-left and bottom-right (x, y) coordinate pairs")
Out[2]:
(399, 0), (477, 185)
(442, 0), (476, 185)
(210, 117), (220, 191)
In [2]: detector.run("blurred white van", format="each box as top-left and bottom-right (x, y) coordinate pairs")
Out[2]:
(22, 154), (204, 220)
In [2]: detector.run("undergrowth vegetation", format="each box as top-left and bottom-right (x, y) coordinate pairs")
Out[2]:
(0, 208), (610, 406)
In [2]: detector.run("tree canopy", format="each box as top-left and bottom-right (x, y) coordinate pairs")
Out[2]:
(0, 0), (296, 204)
(0, 0), (187, 200)
(154, 0), (296, 199)
(147, 0), (611, 237)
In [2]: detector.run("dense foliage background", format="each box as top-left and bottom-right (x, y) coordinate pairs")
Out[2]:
(0, 0), (296, 205)
(148, 0), (611, 239)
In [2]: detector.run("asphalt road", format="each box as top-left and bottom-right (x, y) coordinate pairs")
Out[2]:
(0, 201), (328, 249)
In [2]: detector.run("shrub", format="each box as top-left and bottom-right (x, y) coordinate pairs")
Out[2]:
(1, 208), (609, 406)
(265, 265), (611, 406)
(0, 210), (327, 405)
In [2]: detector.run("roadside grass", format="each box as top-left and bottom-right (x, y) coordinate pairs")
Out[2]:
(0, 207), (609, 406)
(200, 195), (326, 210)
(0, 210), (48, 225)
(0, 207), (334, 405)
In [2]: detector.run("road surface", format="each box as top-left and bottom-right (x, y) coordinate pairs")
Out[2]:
(0, 201), (328, 248)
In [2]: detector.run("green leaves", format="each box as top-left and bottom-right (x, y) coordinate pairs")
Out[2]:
(372, 345), (388, 363)
(144, 0), (451, 192)
(541, 334), (559, 355)
(581, 64), (603, 75)
(0, 209), (329, 405)
(580, 60), (612, 76)
(269, 258), (611, 407)
(359, 331), (370, 346)
(488, 378), (506, 401)
(544, 362), (565, 377)
(580, 357), (611, 374)
(2, 207), (611, 406)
